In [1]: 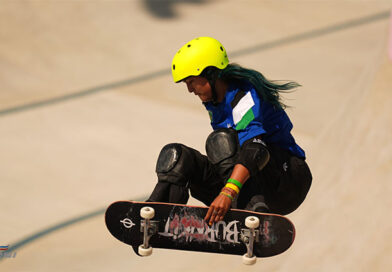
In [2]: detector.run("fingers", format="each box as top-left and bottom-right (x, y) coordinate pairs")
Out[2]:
(205, 195), (232, 226)
(204, 205), (220, 226)
(207, 206), (228, 226)
(209, 208), (222, 226)
(204, 206), (214, 222)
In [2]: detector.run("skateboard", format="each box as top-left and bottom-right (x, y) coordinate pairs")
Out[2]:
(105, 201), (295, 265)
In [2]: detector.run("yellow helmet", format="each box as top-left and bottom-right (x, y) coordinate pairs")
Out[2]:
(171, 37), (229, 83)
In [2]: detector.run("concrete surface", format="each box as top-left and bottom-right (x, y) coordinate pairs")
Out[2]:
(0, 1), (391, 271)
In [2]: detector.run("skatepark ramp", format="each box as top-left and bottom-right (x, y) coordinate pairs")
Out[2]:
(1, 1), (391, 271)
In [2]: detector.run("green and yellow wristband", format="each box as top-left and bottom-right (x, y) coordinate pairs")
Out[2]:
(227, 178), (243, 189)
(220, 178), (243, 201)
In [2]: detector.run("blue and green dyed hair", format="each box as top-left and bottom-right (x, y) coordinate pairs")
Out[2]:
(212, 63), (300, 110)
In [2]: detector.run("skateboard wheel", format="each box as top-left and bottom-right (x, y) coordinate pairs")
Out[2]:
(138, 245), (153, 256)
(242, 254), (257, 265)
(140, 206), (155, 219)
(245, 216), (260, 229)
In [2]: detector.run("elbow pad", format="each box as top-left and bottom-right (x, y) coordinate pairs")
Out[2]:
(237, 137), (270, 176)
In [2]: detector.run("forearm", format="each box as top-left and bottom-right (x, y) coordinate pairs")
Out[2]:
(219, 164), (249, 201)
(228, 164), (250, 186)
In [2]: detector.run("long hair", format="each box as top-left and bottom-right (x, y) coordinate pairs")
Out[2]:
(217, 63), (300, 110)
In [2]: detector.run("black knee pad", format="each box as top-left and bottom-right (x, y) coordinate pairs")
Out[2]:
(238, 137), (270, 176)
(205, 128), (239, 164)
(155, 143), (192, 186)
(156, 143), (182, 173)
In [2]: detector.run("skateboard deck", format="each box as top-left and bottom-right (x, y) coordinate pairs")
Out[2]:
(105, 201), (295, 258)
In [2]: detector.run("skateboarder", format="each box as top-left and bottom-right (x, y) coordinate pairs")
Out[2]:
(147, 37), (312, 226)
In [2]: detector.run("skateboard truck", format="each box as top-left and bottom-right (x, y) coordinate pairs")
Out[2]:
(139, 206), (158, 256)
(240, 216), (260, 265)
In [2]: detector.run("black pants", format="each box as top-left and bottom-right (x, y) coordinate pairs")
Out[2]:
(147, 144), (312, 215)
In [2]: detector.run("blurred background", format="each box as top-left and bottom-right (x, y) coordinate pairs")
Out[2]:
(0, 1), (391, 271)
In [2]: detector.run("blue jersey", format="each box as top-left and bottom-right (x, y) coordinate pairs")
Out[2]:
(203, 81), (306, 159)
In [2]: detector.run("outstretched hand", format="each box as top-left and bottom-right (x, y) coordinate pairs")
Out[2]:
(204, 193), (232, 226)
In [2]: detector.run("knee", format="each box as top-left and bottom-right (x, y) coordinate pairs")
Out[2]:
(238, 138), (270, 176)
(156, 143), (183, 174)
(155, 143), (193, 186)
(205, 128), (239, 164)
